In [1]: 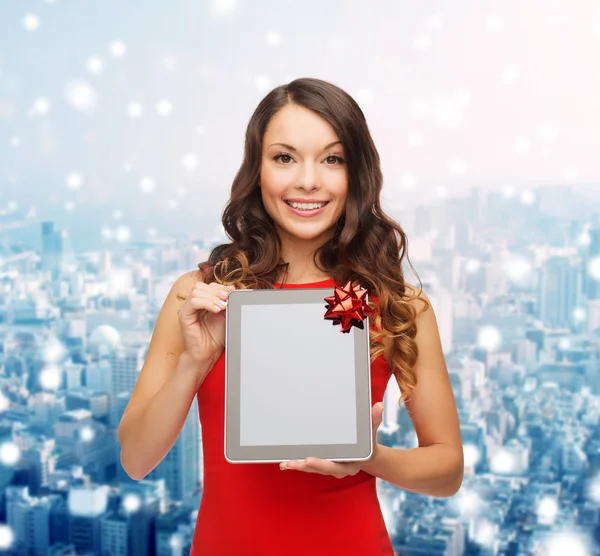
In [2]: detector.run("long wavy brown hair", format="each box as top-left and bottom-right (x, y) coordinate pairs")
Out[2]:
(198, 77), (429, 405)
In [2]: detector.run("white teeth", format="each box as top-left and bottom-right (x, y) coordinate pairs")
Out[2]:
(288, 201), (327, 210)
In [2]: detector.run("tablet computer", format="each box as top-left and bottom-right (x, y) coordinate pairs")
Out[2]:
(224, 287), (373, 464)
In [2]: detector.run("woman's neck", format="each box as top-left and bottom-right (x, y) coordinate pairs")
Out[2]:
(276, 260), (330, 284)
(276, 228), (336, 283)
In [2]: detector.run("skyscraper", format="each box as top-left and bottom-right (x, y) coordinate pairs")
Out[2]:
(538, 255), (582, 328)
(585, 227), (600, 300)
(41, 222), (64, 279)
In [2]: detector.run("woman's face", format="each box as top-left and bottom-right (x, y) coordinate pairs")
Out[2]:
(260, 104), (348, 245)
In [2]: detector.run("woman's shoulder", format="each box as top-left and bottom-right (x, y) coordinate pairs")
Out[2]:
(173, 269), (204, 301)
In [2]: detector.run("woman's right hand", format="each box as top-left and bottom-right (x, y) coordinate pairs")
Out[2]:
(177, 281), (236, 368)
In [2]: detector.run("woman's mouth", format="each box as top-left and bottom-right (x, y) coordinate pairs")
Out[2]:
(284, 200), (330, 218)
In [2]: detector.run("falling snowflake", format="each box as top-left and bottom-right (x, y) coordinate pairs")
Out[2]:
(127, 102), (143, 118)
(255, 75), (272, 93)
(110, 40), (126, 57)
(115, 226), (131, 243)
(66, 173), (83, 190)
(265, 31), (281, 46)
(501, 67), (519, 85)
(0, 392), (9, 412)
(87, 57), (104, 74)
(544, 531), (591, 556)
(463, 444), (480, 467)
(478, 325), (502, 351)
(0, 524), (14, 551)
(502, 184), (516, 197)
(31, 97), (51, 116)
(156, 99), (173, 116)
(140, 176), (156, 192)
(486, 14), (504, 32)
(414, 33), (430, 50)
(454, 87), (471, 106)
(40, 366), (62, 390)
(573, 307), (586, 322)
(587, 256), (600, 282)
(428, 14), (444, 30)
(210, 0), (237, 19)
(122, 493), (142, 512)
(182, 153), (199, 170)
(64, 79), (98, 114)
(0, 442), (20, 466)
(520, 190), (535, 205)
(79, 426), (95, 442)
(450, 157), (467, 174)
(23, 13), (41, 32)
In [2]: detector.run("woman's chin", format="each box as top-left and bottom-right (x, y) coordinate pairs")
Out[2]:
(279, 222), (336, 242)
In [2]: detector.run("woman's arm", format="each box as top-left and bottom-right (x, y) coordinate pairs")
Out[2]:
(362, 288), (464, 497)
(118, 271), (209, 481)
(119, 351), (210, 481)
(361, 444), (463, 497)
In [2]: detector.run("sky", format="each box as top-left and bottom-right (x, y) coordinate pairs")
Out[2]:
(1, 0), (599, 250)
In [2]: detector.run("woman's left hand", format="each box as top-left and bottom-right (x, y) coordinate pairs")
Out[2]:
(279, 402), (384, 478)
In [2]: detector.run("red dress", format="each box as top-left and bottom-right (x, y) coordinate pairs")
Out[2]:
(190, 278), (394, 556)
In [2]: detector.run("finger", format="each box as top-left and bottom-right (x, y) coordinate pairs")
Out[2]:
(372, 402), (384, 427)
(193, 281), (232, 297)
(305, 458), (349, 477)
(282, 458), (346, 478)
(197, 297), (227, 313)
(282, 462), (321, 474)
(187, 294), (226, 313)
(208, 282), (236, 299)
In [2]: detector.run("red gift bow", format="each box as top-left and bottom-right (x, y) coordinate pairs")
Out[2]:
(323, 281), (375, 333)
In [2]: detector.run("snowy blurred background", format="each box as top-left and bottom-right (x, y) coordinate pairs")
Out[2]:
(1, 0), (599, 250)
(2, 1), (600, 555)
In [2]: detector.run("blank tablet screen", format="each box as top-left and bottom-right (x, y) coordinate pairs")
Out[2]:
(239, 302), (357, 446)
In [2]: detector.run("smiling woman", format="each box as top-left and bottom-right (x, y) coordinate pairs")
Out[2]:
(118, 77), (463, 556)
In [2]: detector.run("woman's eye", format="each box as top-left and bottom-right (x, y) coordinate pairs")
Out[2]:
(274, 153), (293, 164)
(325, 155), (344, 165)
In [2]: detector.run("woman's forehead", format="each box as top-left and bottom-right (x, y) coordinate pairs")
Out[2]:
(264, 105), (341, 146)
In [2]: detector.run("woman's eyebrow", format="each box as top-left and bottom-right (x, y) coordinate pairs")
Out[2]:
(267, 141), (342, 152)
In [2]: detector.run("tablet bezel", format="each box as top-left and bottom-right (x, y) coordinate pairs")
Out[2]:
(224, 287), (373, 464)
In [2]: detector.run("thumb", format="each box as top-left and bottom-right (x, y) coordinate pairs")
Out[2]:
(372, 402), (384, 429)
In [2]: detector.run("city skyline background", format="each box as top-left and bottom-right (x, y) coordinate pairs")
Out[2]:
(1, 1), (600, 555)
